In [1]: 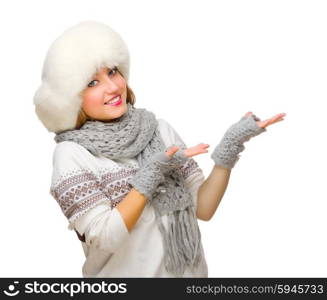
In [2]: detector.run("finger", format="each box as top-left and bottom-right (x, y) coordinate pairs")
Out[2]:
(273, 113), (285, 119)
(260, 117), (284, 127)
(193, 147), (209, 153)
(262, 114), (284, 124)
(271, 113), (286, 121)
(188, 144), (210, 152)
(274, 118), (284, 123)
(270, 115), (285, 124)
(189, 150), (209, 157)
(198, 143), (210, 149)
(263, 118), (278, 126)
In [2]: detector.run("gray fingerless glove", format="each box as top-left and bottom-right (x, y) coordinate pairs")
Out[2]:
(211, 114), (266, 169)
(129, 147), (188, 201)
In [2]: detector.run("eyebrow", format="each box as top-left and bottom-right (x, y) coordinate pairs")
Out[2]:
(92, 67), (116, 79)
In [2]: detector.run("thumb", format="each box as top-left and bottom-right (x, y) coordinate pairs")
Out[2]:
(165, 146), (180, 158)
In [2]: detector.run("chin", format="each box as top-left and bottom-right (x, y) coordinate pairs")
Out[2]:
(110, 104), (127, 119)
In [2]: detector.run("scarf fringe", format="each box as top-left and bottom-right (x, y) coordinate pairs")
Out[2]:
(155, 206), (202, 277)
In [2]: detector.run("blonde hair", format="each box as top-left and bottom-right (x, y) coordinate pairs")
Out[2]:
(75, 70), (136, 129)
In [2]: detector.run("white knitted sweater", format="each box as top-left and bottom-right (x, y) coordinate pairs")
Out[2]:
(50, 118), (208, 277)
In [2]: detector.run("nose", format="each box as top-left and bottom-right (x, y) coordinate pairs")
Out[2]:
(103, 77), (120, 94)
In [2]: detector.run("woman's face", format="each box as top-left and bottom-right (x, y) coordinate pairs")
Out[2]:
(81, 66), (128, 121)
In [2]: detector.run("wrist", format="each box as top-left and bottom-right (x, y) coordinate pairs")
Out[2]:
(154, 148), (188, 174)
(211, 139), (245, 169)
(129, 162), (164, 201)
(167, 148), (188, 166)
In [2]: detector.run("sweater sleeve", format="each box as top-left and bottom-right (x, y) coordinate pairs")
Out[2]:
(50, 141), (129, 253)
(74, 203), (129, 253)
(157, 119), (205, 210)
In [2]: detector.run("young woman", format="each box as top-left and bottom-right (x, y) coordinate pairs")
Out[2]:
(33, 20), (286, 277)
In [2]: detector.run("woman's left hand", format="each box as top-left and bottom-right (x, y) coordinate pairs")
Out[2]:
(177, 112), (287, 162)
(245, 111), (287, 128)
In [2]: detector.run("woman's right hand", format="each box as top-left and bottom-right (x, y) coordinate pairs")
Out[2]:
(165, 143), (210, 159)
(130, 144), (209, 201)
(182, 143), (210, 158)
(129, 147), (186, 201)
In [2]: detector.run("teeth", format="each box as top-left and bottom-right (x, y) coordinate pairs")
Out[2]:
(105, 96), (120, 105)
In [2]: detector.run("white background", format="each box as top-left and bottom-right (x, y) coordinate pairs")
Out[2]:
(0, 0), (326, 277)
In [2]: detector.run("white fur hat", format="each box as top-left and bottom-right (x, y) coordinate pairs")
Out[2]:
(33, 20), (130, 133)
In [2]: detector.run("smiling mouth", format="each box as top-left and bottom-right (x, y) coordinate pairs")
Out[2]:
(104, 95), (120, 104)
(104, 95), (123, 106)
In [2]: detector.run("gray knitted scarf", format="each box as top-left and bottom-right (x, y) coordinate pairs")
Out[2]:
(54, 103), (203, 276)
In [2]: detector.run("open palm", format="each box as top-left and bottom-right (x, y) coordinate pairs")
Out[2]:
(245, 111), (286, 128)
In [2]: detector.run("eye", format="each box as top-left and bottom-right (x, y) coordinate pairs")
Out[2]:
(87, 67), (118, 88)
(87, 80), (97, 87)
(108, 67), (118, 76)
